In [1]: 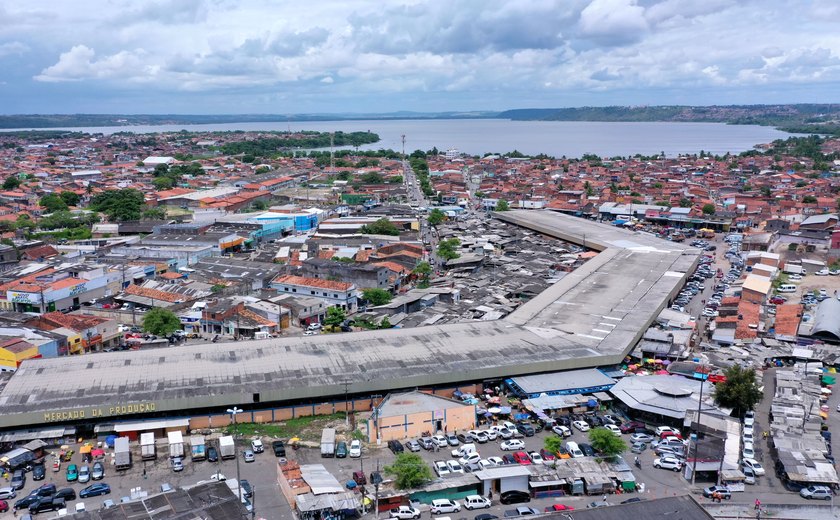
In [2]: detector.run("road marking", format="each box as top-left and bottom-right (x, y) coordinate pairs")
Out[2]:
(598, 322), (617, 328)
(601, 316), (622, 321)
(593, 329), (612, 334)
(577, 333), (605, 340)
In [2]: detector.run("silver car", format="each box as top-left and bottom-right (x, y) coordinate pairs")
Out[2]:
(243, 450), (255, 463)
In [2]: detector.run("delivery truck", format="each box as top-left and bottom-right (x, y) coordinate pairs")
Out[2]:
(114, 437), (131, 471)
(167, 431), (185, 459)
(219, 435), (236, 460)
(190, 435), (206, 461)
(140, 433), (156, 460)
(320, 428), (336, 458)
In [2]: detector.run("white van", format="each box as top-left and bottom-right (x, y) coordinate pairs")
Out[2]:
(565, 441), (584, 458)
(777, 284), (797, 293)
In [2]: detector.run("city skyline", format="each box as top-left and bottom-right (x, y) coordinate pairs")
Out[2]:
(1, 0), (839, 114)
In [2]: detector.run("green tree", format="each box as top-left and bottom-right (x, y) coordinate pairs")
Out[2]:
(379, 316), (392, 329)
(142, 308), (181, 336)
(153, 163), (170, 177)
(588, 428), (627, 458)
(713, 365), (762, 416)
(437, 238), (461, 261)
(323, 306), (347, 330)
(337, 171), (352, 181)
(427, 208), (445, 227)
(89, 189), (145, 221)
(60, 191), (81, 207)
(39, 193), (68, 213)
(360, 218), (400, 236)
(2, 177), (20, 190)
(544, 435), (563, 455)
(761, 186), (772, 197)
(153, 177), (174, 191)
(361, 172), (384, 184)
(679, 198), (692, 208)
(251, 200), (268, 211)
(803, 195), (817, 204)
(142, 207), (167, 220)
(384, 453), (433, 490)
(701, 203), (716, 215)
(584, 181), (594, 197)
(496, 199), (510, 211)
(413, 261), (432, 288)
(362, 288), (393, 306)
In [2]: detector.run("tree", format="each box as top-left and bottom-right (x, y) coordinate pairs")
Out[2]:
(323, 306), (346, 330)
(39, 193), (68, 213)
(384, 453), (433, 489)
(251, 200), (268, 211)
(379, 316), (392, 329)
(803, 195), (817, 204)
(142, 207), (167, 220)
(437, 238), (461, 261)
(679, 198), (692, 208)
(544, 435), (563, 455)
(702, 203), (716, 215)
(496, 199), (510, 211)
(362, 288), (393, 306)
(60, 191), (81, 207)
(89, 189), (145, 221)
(2, 177), (20, 190)
(427, 208), (445, 227)
(713, 365), (762, 416)
(153, 177), (174, 191)
(142, 308), (181, 336)
(413, 261), (432, 288)
(761, 186), (772, 197)
(588, 428), (627, 458)
(360, 218), (400, 236)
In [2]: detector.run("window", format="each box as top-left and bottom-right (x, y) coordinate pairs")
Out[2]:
(311, 290), (315, 295)
(333, 294), (338, 298)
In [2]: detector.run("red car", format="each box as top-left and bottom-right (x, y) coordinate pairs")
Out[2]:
(539, 449), (556, 463)
(512, 451), (532, 465)
(544, 505), (574, 512)
(769, 297), (787, 305)
(619, 421), (646, 433)
(0, 500), (8, 513)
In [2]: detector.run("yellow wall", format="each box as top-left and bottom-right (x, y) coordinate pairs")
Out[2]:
(372, 405), (476, 442)
(0, 344), (40, 370)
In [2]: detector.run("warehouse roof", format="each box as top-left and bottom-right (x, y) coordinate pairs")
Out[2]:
(0, 210), (699, 429)
(507, 368), (615, 397)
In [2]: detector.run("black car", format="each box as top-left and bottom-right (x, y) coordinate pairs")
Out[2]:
(621, 497), (645, 504)
(579, 443), (595, 457)
(335, 441), (348, 458)
(54, 488), (77, 501)
(499, 490), (530, 505)
(29, 497), (65, 514)
(387, 440), (404, 454)
(556, 416), (571, 426)
(29, 483), (56, 498)
(80, 483), (111, 498)
(240, 479), (253, 498)
(14, 495), (40, 510)
(515, 423), (535, 437)
(207, 446), (219, 462)
(272, 440), (286, 457)
(475, 515), (499, 520)
(32, 464), (45, 481)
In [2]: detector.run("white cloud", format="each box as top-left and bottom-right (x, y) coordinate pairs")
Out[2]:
(578, 0), (649, 46)
(35, 45), (156, 83)
(0, 41), (29, 57)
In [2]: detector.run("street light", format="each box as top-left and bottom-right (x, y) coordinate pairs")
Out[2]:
(227, 406), (244, 512)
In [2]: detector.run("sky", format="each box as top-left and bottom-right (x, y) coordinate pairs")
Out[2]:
(1, 0), (839, 114)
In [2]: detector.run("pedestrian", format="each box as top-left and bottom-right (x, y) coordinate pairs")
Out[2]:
(755, 498), (761, 510)
(488, 489), (493, 500)
(603, 494), (607, 504)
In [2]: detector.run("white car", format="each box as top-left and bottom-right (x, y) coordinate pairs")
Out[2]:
(482, 429), (498, 441)
(572, 420), (590, 432)
(459, 453), (481, 466)
(463, 495), (492, 510)
(470, 430), (489, 443)
(430, 499), (461, 514)
(433, 460), (450, 477)
(500, 439), (525, 451)
(486, 456), (504, 467)
(0, 487), (16, 499)
(552, 425), (571, 437)
(742, 442), (755, 459)
(742, 458), (765, 476)
(491, 426), (514, 439)
(604, 424), (621, 436)
(630, 433), (655, 443)
(478, 459), (495, 470)
(446, 460), (464, 474)
(349, 440), (362, 458)
(390, 505), (421, 519)
(655, 426), (681, 436)
(528, 451), (544, 465)
(653, 456), (684, 471)
(432, 435), (448, 447)
(815, 269), (829, 276)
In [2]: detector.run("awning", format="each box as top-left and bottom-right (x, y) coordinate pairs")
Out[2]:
(592, 392), (613, 401)
(0, 427), (76, 443)
(220, 237), (245, 249)
(114, 418), (190, 433)
(529, 479), (567, 488)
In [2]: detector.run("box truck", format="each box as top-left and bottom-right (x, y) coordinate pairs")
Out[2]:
(167, 431), (185, 459)
(140, 433), (156, 460)
(114, 437), (131, 470)
(190, 435), (206, 461)
(219, 435), (236, 460)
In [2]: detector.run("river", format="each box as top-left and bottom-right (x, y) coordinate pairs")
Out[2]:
(9, 119), (791, 157)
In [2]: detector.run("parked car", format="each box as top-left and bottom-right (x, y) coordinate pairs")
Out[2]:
(800, 485), (833, 500)
(653, 456), (684, 471)
(445, 433), (460, 446)
(430, 499), (461, 514)
(335, 441), (348, 458)
(552, 425), (571, 437)
(433, 461), (450, 477)
(500, 439), (525, 451)
(702, 486), (731, 499)
(349, 440), (362, 458)
(446, 460), (464, 474)
(240, 479), (253, 498)
(464, 495), (492, 510)
(0, 500), (7, 513)
(207, 447), (219, 462)
(544, 504), (574, 512)
(389, 505), (420, 519)
(80, 483), (111, 498)
(78, 465), (91, 483)
(171, 457), (184, 472)
(14, 495), (40, 511)
(499, 490), (531, 505)
(32, 464), (46, 481)
(630, 433), (655, 443)
(630, 442), (647, 454)
(579, 443), (595, 457)
(28, 483), (56, 498)
(272, 440), (286, 457)
(0, 488), (15, 500)
(404, 440), (421, 453)
(66, 464), (79, 482)
(388, 440), (405, 454)
(742, 458), (765, 476)
(10, 470), (25, 490)
(572, 421), (590, 432)
(251, 439), (264, 453)
(29, 497), (65, 515)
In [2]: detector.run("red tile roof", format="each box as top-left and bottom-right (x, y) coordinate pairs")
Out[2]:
(273, 274), (353, 292)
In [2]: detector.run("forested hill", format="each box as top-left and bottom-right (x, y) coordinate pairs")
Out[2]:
(498, 104), (840, 135)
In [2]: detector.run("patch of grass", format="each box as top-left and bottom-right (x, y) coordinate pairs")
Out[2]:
(225, 413), (347, 441)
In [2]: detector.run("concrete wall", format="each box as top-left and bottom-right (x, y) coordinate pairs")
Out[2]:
(372, 404), (475, 442)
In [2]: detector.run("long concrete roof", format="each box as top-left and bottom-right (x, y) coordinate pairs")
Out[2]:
(0, 210), (699, 429)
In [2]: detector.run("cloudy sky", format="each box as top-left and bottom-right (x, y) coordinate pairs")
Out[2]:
(1, 0), (839, 114)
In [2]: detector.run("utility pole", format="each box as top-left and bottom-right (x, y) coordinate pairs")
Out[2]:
(251, 486), (256, 520)
(373, 459), (381, 520)
(341, 380), (351, 426)
(691, 364), (711, 484)
(227, 406), (244, 510)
